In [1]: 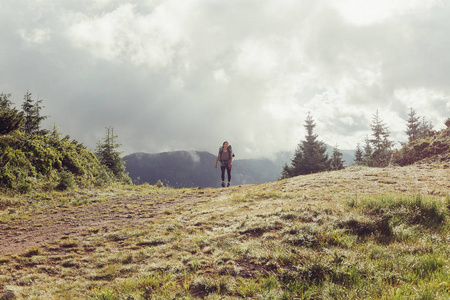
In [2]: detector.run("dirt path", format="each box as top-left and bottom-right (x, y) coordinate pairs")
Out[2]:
(0, 191), (210, 256)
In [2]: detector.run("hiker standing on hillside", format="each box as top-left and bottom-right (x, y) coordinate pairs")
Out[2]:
(215, 141), (233, 187)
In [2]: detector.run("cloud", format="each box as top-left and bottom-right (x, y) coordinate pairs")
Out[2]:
(213, 69), (230, 84)
(1, 0), (450, 160)
(19, 28), (52, 44)
(187, 150), (201, 164)
(67, 3), (186, 68)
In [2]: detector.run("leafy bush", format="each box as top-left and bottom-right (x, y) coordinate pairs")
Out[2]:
(94, 169), (113, 187)
(17, 181), (32, 194)
(0, 131), (116, 191)
(56, 171), (75, 191)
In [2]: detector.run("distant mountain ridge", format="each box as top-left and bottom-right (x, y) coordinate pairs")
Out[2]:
(123, 151), (216, 188)
(123, 151), (284, 188)
(123, 147), (355, 188)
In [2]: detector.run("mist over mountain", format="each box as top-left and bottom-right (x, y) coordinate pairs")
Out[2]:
(123, 151), (216, 188)
(123, 151), (283, 188)
(123, 147), (355, 188)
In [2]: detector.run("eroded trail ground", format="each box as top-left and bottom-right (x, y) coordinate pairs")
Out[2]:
(0, 189), (213, 256)
(1, 163), (449, 257)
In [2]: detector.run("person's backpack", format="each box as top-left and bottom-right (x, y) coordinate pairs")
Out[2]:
(219, 145), (235, 162)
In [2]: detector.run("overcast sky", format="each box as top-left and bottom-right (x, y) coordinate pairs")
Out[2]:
(1, 0), (450, 159)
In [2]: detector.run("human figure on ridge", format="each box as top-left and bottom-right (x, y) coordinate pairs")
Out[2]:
(215, 141), (233, 187)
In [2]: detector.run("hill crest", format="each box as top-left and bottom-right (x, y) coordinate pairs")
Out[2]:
(0, 162), (448, 299)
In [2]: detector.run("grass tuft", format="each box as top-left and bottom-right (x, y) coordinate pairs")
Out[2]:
(22, 246), (41, 257)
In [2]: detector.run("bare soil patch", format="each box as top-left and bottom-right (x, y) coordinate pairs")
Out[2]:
(0, 190), (214, 256)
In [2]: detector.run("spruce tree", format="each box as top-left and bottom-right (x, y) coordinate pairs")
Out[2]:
(0, 93), (24, 135)
(362, 135), (372, 166)
(417, 117), (434, 139)
(282, 113), (330, 178)
(354, 143), (363, 165)
(95, 127), (130, 182)
(21, 92), (47, 135)
(281, 163), (293, 179)
(369, 110), (393, 167)
(331, 144), (344, 170)
(0, 93), (13, 108)
(406, 108), (420, 142)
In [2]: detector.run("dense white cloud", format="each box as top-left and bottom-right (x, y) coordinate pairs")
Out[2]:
(1, 0), (449, 159)
(330, 0), (443, 25)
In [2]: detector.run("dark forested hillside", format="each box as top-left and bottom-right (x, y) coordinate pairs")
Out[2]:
(123, 151), (218, 188)
(123, 151), (284, 188)
(123, 147), (356, 189)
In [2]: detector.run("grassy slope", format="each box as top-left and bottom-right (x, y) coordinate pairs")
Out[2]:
(0, 164), (449, 299)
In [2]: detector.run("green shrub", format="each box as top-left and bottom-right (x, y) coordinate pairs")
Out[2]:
(94, 168), (112, 187)
(0, 130), (121, 191)
(56, 171), (75, 191)
(17, 181), (32, 194)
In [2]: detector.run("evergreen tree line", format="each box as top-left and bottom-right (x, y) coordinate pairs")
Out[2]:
(281, 113), (344, 179)
(0, 92), (130, 191)
(353, 108), (437, 167)
(282, 108), (441, 179)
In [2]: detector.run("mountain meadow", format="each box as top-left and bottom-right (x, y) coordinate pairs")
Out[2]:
(0, 162), (449, 299)
(0, 97), (449, 299)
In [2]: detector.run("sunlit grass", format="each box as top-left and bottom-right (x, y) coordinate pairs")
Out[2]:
(0, 167), (449, 299)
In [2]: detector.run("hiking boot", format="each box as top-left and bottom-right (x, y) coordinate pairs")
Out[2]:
(221, 182), (225, 187)
(227, 182), (230, 187)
